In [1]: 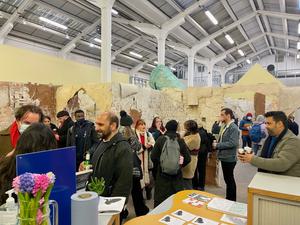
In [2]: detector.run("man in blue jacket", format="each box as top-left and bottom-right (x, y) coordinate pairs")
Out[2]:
(213, 108), (240, 201)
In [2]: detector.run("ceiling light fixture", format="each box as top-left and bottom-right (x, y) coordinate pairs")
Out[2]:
(205, 10), (218, 25)
(112, 9), (119, 15)
(246, 59), (251, 64)
(147, 64), (155, 68)
(94, 38), (101, 43)
(39, 17), (67, 30)
(89, 43), (95, 48)
(297, 41), (300, 50)
(154, 61), (158, 64)
(297, 54), (300, 59)
(129, 51), (143, 58)
(225, 34), (234, 44)
(238, 49), (245, 56)
(65, 34), (70, 39)
(22, 19), (27, 25)
(170, 67), (176, 71)
(298, 22), (300, 34)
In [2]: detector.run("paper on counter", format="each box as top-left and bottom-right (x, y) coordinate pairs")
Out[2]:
(159, 215), (185, 225)
(220, 214), (247, 225)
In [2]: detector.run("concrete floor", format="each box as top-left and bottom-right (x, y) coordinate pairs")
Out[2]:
(124, 161), (257, 222)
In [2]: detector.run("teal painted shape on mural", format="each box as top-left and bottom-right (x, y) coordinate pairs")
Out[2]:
(149, 65), (186, 90)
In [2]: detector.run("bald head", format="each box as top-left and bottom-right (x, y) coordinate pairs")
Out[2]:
(95, 112), (119, 140)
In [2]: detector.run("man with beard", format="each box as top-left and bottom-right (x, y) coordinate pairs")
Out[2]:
(88, 112), (133, 199)
(213, 108), (239, 201)
(239, 111), (300, 177)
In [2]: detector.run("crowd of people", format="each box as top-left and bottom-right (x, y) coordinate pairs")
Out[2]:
(0, 104), (300, 222)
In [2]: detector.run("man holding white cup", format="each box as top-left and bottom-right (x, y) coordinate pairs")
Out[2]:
(238, 111), (300, 177)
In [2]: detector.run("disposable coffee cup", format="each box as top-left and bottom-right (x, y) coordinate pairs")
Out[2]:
(238, 148), (245, 155)
(244, 147), (253, 154)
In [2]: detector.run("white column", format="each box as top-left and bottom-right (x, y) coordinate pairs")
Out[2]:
(207, 63), (213, 87)
(157, 33), (166, 65)
(220, 70), (226, 86)
(99, 0), (115, 83)
(187, 54), (195, 87)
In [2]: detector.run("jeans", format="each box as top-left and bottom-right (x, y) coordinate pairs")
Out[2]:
(242, 135), (252, 148)
(221, 161), (237, 201)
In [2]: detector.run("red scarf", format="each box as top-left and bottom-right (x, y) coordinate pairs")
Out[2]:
(10, 121), (20, 148)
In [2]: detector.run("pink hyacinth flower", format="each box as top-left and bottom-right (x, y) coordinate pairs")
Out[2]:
(33, 174), (50, 196)
(12, 176), (20, 193)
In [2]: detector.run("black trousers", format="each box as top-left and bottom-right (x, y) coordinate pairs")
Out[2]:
(131, 178), (149, 216)
(221, 161), (236, 201)
(192, 150), (208, 190)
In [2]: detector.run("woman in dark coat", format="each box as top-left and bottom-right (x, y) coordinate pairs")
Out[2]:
(151, 120), (191, 207)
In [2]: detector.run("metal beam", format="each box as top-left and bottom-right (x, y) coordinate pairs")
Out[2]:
(249, 0), (273, 55)
(226, 48), (270, 71)
(192, 12), (256, 53)
(33, 0), (90, 26)
(0, 0), (32, 43)
(112, 37), (141, 60)
(258, 10), (300, 21)
(279, 0), (289, 50)
(130, 55), (157, 74)
(256, 0), (276, 54)
(221, 0), (257, 54)
(165, 0), (235, 63)
(266, 32), (299, 42)
(60, 19), (100, 56)
(213, 34), (265, 63)
(270, 46), (298, 55)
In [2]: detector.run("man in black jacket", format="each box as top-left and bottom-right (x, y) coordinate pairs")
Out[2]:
(287, 115), (299, 136)
(56, 110), (74, 148)
(90, 112), (133, 200)
(67, 110), (99, 170)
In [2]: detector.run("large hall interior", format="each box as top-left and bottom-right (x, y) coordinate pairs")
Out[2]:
(0, 0), (300, 225)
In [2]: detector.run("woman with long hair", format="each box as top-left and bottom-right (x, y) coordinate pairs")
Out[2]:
(0, 123), (57, 205)
(181, 120), (201, 190)
(135, 119), (155, 202)
(148, 117), (165, 141)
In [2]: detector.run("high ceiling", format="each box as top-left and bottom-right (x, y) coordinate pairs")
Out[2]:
(0, 0), (299, 75)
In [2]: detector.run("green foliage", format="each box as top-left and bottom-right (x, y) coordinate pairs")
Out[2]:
(87, 177), (105, 195)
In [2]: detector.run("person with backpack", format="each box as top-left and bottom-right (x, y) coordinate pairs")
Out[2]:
(250, 115), (268, 155)
(119, 111), (149, 217)
(151, 120), (191, 207)
(181, 120), (201, 190)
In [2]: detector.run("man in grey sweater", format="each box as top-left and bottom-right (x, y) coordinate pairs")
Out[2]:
(239, 111), (300, 177)
(213, 108), (240, 201)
